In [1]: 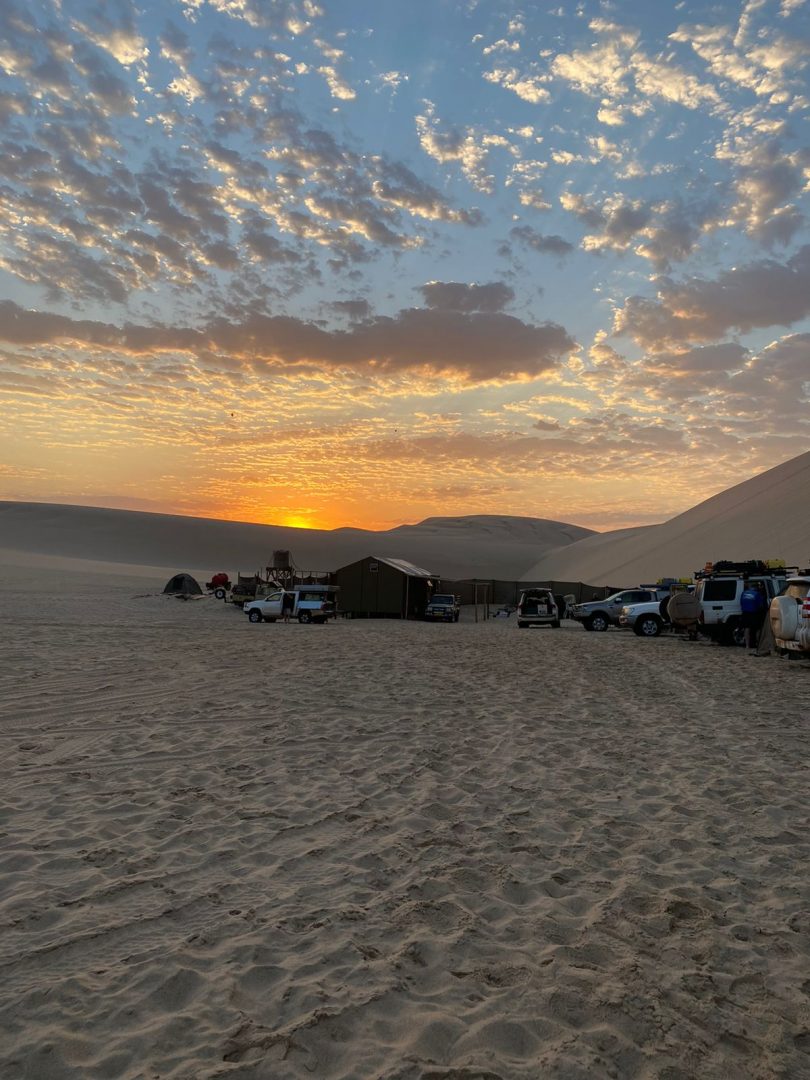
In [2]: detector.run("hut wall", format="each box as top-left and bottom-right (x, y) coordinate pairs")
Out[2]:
(440, 579), (623, 606)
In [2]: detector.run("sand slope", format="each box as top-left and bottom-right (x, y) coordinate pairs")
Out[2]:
(1, 564), (809, 1079)
(0, 503), (593, 581)
(523, 450), (810, 585)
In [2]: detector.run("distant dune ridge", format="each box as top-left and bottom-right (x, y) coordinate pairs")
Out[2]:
(522, 450), (810, 584)
(0, 502), (593, 581)
(2, 450), (808, 584)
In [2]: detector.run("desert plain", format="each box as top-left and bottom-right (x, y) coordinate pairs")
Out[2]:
(2, 557), (810, 1080)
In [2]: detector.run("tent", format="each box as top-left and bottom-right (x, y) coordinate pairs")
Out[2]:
(333, 555), (434, 619)
(163, 572), (203, 596)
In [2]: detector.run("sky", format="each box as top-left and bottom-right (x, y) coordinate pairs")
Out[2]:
(1, 0), (809, 531)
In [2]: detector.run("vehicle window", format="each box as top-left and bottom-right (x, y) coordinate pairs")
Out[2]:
(268, 592), (282, 601)
(702, 580), (738, 601)
(624, 591), (649, 603)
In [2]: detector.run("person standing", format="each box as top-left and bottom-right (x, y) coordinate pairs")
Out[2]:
(282, 590), (294, 623)
(740, 580), (767, 650)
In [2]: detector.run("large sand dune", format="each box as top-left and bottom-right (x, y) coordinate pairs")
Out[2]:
(523, 450), (810, 585)
(0, 502), (593, 581)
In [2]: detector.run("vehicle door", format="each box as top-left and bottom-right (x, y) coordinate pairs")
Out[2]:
(696, 578), (739, 623)
(263, 591), (284, 618)
(609, 590), (647, 618)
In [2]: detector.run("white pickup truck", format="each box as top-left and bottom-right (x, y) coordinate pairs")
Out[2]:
(770, 576), (810, 655)
(244, 585), (339, 624)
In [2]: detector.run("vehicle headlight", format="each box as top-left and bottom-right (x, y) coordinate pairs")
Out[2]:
(623, 606), (635, 615)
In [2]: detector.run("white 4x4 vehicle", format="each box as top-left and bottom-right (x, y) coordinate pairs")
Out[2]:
(694, 570), (785, 644)
(517, 588), (560, 629)
(244, 585), (339, 624)
(618, 587), (696, 638)
(570, 589), (666, 632)
(618, 599), (668, 637)
(770, 576), (810, 656)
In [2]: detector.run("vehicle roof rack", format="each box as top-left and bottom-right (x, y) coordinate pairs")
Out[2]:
(694, 560), (796, 580)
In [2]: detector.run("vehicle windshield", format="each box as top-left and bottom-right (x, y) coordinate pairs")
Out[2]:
(431, 595), (455, 604)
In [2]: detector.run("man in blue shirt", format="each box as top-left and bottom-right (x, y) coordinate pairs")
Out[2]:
(740, 581), (768, 649)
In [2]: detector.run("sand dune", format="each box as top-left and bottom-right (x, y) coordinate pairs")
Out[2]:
(524, 450), (810, 585)
(1, 562), (809, 1079)
(0, 502), (593, 582)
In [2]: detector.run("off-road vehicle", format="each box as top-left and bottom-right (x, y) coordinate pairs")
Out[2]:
(424, 594), (460, 622)
(694, 561), (788, 645)
(517, 588), (560, 629)
(570, 589), (666, 632)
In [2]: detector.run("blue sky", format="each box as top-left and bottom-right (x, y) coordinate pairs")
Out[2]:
(0, 0), (808, 529)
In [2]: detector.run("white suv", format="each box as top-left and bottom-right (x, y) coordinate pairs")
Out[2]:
(695, 572), (785, 644)
(517, 588), (560, 629)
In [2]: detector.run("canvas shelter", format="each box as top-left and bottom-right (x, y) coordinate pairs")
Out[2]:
(162, 572), (203, 596)
(333, 555), (434, 619)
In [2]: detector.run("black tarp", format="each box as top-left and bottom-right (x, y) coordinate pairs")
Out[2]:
(163, 572), (203, 596)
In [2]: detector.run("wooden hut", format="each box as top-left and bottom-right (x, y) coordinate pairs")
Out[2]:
(333, 555), (435, 619)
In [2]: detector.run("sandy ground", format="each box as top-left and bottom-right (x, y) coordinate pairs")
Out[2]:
(2, 566), (810, 1079)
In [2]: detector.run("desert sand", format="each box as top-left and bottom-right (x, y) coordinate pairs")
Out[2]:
(2, 560), (810, 1079)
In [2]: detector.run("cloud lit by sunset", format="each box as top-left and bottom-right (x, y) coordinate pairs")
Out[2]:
(1, 0), (808, 530)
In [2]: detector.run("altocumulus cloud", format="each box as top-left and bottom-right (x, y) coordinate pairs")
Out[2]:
(0, 301), (576, 383)
(615, 245), (810, 347)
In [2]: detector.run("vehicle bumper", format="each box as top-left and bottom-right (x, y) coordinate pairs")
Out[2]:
(781, 639), (810, 653)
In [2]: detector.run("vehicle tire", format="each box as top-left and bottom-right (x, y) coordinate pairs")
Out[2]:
(634, 615), (662, 637)
(551, 620), (561, 629)
(214, 587), (226, 600)
(248, 610), (263, 623)
(298, 612), (313, 624)
(454, 613), (459, 622)
(587, 613), (609, 632)
(718, 619), (739, 646)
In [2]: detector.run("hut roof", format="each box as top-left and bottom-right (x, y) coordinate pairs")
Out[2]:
(373, 555), (433, 578)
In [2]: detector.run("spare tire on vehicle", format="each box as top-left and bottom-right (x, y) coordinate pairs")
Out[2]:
(667, 591), (700, 627)
(770, 595), (799, 642)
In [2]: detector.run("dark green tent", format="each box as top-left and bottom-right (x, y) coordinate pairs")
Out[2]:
(163, 572), (203, 596)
